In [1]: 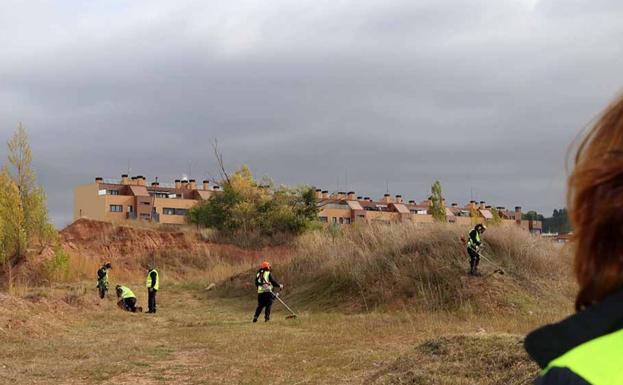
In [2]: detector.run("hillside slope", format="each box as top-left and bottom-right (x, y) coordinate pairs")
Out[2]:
(218, 223), (574, 315)
(58, 218), (291, 283)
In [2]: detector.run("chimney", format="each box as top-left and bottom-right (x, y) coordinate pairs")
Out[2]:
(315, 189), (323, 200)
(381, 194), (393, 204)
(451, 203), (458, 208)
(337, 191), (346, 200)
(347, 191), (356, 200)
(408, 200), (416, 204)
(395, 195), (403, 204)
(121, 174), (129, 185)
(357, 196), (363, 200)
(515, 206), (522, 222)
(131, 176), (138, 185)
(181, 180), (189, 189)
(213, 185), (221, 191)
(485, 205), (492, 209)
(138, 176), (146, 186)
(322, 190), (329, 199)
(364, 197), (371, 201)
(175, 179), (181, 189)
(480, 201), (486, 210)
(189, 179), (196, 190)
(151, 181), (160, 187)
(95, 177), (103, 184)
(203, 180), (210, 190)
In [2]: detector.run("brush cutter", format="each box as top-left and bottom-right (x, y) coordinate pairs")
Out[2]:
(478, 251), (505, 275)
(272, 292), (298, 319)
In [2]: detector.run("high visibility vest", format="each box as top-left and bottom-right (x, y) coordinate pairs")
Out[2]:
(146, 269), (159, 291)
(257, 270), (272, 293)
(542, 328), (623, 384)
(119, 286), (135, 299)
(97, 268), (109, 286)
(467, 229), (481, 250)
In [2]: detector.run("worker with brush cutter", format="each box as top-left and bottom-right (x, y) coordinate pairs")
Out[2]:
(253, 261), (283, 323)
(466, 224), (486, 276)
(96, 262), (112, 299)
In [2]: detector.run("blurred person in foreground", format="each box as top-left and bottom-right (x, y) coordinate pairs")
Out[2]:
(525, 93), (623, 384)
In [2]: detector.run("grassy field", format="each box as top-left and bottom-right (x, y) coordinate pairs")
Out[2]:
(0, 280), (570, 385)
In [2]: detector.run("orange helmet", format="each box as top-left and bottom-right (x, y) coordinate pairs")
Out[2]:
(260, 261), (271, 269)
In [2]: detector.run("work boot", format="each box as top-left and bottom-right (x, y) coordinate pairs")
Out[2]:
(265, 318), (270, 322)
(253, 317), (258, 323)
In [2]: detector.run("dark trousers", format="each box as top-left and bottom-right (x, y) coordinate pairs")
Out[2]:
(98, 282), (107, 299)
(468, 247), (480, 274)
(254, 292), (274, 321)
(123, 297), (138, 312)
(148, 289), (157, 313)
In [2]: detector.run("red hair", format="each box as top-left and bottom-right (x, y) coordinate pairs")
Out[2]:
(569, 93), (623, 310)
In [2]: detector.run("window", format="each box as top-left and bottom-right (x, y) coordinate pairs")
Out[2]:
(127, 206), (134, 213)
(110, 204), (123, 212)
(143, 202), (151, 205)
(343, 218), (351, 224)
(319, 216), (328, 223)
(108, 190), (120, 195)
(163, 208), (188, 216)
(332, 217), (337, 224)
(339, 217), (344, 224)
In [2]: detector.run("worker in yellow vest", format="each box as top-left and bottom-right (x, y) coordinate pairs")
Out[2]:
(253, 261), (282, 323)
(115, 285), (141, 312)
(145, 264), (159, 314)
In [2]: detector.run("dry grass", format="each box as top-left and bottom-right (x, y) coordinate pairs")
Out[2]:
(0, 221), (575, 383)
(221, 223), (574, 315)
(366, 334), (538, 385)
(0, 281), (566, 385)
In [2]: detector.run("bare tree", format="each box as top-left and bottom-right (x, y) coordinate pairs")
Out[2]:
(212, 139), (230, 185)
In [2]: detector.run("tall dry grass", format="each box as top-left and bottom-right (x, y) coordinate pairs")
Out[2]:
(222, 223), (574, 313)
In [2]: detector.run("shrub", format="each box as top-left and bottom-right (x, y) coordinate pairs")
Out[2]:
(187, 166), (318, 246)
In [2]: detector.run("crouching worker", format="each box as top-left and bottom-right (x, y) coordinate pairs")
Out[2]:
(253, 261), (283, 323)
(115, 285), (142, 313)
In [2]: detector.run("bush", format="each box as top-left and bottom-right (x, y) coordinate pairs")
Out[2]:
(41, 247), (70, 283)
(187, 166), (318, 246)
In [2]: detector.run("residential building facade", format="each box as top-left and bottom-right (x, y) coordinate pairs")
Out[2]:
(315, 190), (543, 233)
(74, 175), (218, 225)
(73, 175), (542, 232)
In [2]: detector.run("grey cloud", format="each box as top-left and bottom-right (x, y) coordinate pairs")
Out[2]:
(0, 0), (622, 226)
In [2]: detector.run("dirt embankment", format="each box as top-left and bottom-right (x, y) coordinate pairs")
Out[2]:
(58, 218), (292, 282)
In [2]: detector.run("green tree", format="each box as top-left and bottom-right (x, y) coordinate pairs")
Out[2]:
(490, 208), (502, 225)
(0, 124), (56, 287)
(428, 180), (446, 222)
(187, 166), (318, 244)
(542, 208), (572, 233)
(5, 124), (54, 249)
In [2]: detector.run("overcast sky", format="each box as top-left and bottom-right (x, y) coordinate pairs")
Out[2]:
(1, 0), (623, 227)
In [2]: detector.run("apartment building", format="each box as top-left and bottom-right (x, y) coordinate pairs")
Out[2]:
(74, 174), (219, 225)
(315, 190), (543, 233)
(74, 175), (542, 232)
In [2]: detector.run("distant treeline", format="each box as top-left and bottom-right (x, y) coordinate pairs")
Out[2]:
(523, 208), (572, 234)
